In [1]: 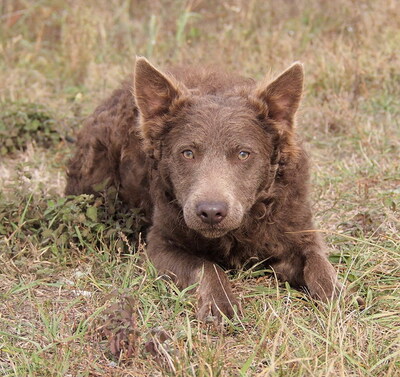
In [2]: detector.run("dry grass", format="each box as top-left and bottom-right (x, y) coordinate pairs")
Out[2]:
(0, 0), (399, 376)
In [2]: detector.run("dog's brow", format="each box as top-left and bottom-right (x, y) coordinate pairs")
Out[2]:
(176, 143), (198, 151)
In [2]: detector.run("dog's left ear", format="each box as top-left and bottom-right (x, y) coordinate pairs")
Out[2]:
(256, 63), (304, 126)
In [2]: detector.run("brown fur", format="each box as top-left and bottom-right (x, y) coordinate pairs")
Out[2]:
(66, 58), (340, 321)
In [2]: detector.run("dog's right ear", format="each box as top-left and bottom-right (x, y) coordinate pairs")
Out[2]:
(134, 57), (184, 119)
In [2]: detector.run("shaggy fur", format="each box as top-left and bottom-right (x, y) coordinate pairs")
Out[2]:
(66, 58), (339, 320)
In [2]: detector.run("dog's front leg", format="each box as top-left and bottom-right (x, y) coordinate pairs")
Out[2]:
(303, 247), (340, 302)
(272, 233), (341, 301)
(146, 228), (240, 321)
(299, 233), (341, 301)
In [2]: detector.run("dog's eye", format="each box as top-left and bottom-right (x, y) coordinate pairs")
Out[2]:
(182, 150), (194, 159)
(238, 151), (250, 160)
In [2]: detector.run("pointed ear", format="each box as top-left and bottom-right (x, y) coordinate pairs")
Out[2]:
(134, 57), (184, 119)
(256, 62), (304, 125)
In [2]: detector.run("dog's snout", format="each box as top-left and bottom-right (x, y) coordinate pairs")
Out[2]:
(196, 202), (228, 225)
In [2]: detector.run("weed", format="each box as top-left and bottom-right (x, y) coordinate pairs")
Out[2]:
(0, 102), (61, 156)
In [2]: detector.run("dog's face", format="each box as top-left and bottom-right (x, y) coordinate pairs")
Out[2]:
(162, 96), (274, 238)
(134, 58), (303, 238)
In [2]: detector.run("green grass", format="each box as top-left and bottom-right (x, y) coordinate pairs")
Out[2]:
(0, 0), (399, 376)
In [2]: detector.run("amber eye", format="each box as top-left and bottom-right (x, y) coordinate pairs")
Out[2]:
(238, 151), (250, 160)
(182, 150), (194, 159)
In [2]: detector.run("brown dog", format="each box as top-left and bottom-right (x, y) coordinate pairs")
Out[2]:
(66, 58), (339, 320)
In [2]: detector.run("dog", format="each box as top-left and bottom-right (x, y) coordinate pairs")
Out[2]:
(66, 57), (339, 321)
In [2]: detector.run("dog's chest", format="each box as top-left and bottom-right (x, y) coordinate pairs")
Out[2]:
(217, 230), (287, 269)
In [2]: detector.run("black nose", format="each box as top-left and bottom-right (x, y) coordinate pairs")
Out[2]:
(196, 202), (228, 225)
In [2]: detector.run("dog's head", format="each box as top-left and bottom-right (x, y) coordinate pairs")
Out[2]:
(134, 57), (303, 238)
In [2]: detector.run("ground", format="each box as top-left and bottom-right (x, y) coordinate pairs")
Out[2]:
(0, 1), (399, 376)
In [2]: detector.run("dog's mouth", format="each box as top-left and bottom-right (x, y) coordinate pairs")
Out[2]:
(194, 226), (231, 239)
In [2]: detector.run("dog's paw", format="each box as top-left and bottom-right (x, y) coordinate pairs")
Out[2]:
(304, 256), (341, 302)
(197, 291), (241, 323)
(308, 279), (343, 302)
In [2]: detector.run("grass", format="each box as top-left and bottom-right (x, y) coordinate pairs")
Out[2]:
(0, 0), (399, 376)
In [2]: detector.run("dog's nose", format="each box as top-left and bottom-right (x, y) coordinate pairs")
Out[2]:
(196, 202), (228, 225)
